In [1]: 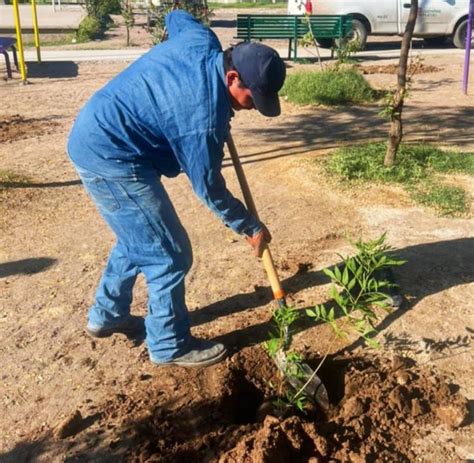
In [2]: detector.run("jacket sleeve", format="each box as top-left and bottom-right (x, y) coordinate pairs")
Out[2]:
(168, 130), (262, 236)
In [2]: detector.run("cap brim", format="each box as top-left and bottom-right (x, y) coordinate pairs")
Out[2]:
(251, 88), (281, 117)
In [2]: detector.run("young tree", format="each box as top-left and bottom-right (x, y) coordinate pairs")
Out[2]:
(122, 0), (135, 47)
(384, 0), (419, 166)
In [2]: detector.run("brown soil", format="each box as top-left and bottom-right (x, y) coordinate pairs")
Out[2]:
(359, 63), (442, 75)
(0, 115), (59, 144)
(1, 9), (473, 463)
(8, 347), (469, 463)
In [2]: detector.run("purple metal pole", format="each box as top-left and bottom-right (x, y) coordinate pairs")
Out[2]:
(462, 0), (473, 94)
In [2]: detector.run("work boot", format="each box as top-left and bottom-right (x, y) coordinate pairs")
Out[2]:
(86, 316), (144, 338)
(151, 337), (227, 368)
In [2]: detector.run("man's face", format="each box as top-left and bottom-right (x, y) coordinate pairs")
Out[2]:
(226, 70), (255, 111)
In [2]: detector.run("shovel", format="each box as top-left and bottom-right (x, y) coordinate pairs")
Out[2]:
(226, 133), (329, 410)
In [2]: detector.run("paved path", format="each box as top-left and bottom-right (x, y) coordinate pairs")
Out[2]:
(20, 43), (466, 64)
(23, 48), (149, 62)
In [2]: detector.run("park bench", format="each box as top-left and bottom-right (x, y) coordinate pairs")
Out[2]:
(0, 37), (18, 79)
(236, 14), (352, 61)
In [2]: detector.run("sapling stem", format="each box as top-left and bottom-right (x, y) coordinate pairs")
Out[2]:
(292, 318), (350, 402)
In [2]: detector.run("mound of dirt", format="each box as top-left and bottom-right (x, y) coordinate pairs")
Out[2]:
(57, 347), (468, 462)
(359, 63), (441, 75)
(0, 115), (59, 144)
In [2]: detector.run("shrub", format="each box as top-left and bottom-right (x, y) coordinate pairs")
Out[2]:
(79, 0), (119, 42)
(280, 67), (376, 106)
(100, 0), (121, 15)
(84, 0), (121, 18)
(76, 16), (104, 43)
(147, 3), (212, 45)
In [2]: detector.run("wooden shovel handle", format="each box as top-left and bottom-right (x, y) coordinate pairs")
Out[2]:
(226, 133), (286, 304)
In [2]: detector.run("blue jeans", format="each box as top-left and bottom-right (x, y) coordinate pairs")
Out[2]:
(74, 165), (193, 362)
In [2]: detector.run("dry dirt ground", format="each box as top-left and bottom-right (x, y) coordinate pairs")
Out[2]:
(0, 10), (473, 463)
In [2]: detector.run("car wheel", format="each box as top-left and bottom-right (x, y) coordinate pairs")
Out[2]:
(423, 36), (448, 47)
(336, 18), (368, 50)
(316, 38), (334, 49)
(453, 19), (474, 49)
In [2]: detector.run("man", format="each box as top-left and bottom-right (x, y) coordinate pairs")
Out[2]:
(67, 10), (286, 368)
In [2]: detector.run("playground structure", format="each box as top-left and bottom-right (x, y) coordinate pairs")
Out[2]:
(4, 0), (42, 82)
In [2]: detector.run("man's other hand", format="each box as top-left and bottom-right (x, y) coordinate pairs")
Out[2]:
(246, 224), (272, 258)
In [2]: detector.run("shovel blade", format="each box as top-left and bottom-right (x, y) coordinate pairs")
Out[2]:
(274, 350), (330, 411)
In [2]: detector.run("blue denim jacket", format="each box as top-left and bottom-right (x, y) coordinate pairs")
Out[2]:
(68, 11), (261, 236)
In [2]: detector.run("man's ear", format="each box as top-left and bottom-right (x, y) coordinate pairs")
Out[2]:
(225, 70), (240, 88)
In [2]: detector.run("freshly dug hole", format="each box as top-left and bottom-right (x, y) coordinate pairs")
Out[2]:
(60, 347), (469, 462)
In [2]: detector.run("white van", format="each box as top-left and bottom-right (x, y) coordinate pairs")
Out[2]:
(287, 0), (472, 49)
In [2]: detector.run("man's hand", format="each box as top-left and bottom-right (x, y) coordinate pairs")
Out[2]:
(245, 224), (272, 258)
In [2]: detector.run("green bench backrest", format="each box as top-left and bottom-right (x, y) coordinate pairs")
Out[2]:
(236, 14), (352, 40)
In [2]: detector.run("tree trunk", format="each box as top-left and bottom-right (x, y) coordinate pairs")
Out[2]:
(384, 0), (419, 167)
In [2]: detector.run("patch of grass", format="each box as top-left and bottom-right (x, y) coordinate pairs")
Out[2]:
(280, 67), (376, 106)
(324, 143), (473, 217)
(326, 143), (473, 183)
(209, 2), (286, 8)
(412, 183), (470, 217)
(23, 34), (75, 48)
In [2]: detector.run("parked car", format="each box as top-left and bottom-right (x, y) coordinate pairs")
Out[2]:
(287, 0), (473, 49)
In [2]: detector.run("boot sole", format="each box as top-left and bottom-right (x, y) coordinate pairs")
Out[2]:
(86, 322), (144, 338)
(152, 348), (227, 368)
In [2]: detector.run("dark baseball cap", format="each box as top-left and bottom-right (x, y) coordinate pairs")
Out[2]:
(232, 42), (286, 117)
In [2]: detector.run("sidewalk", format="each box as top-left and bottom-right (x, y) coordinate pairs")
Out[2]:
(21, 44), (465, 64)
(23, 48), (149, 62)
(0, 4), (83, 33)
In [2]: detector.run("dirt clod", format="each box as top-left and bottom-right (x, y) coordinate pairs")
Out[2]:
(411, 398), (429, 417)
(395, 369), (411, 385)
(341, 396), (367, 418)
(54, 410), (84, 439)
(435, 401), (469, 429)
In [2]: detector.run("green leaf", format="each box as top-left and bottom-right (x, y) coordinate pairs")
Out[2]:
(342, 266), (349, 286)
(306, 308), (317, 318)
(365, 337), (380, 349)
(321, 304), (327, 318)
(264, 338), (280, 357)
(323, 268), (336, 281)
(345, 257), (356, 272)
(334, 291), (345, 309)
(371, 300), (390, 309)
(328, 307), (335, 321)
(347, 277), (357, 291)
